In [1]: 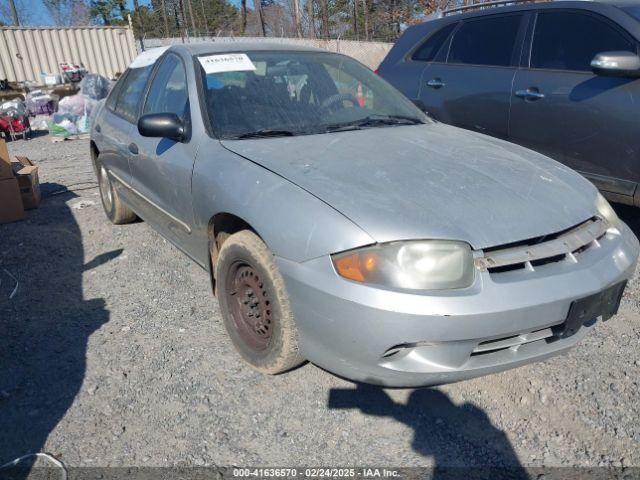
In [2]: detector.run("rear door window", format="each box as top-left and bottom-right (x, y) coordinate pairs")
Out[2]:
(530, 11), (636, 71)
(448, 14), (523, 66)
(105, 74), (124, 112)
(114, 65), (153, 123)
(412, 23), (457, 62)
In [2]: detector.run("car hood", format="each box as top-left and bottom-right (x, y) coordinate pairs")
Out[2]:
(221, 123), (597, 250)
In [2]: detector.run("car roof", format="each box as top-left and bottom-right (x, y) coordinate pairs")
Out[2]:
(439, 0), (639, 20)
(167, 41), (325, 57)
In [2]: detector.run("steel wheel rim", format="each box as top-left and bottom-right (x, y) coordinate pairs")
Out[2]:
(99, 166), (113, 211)
(225, 261), (273, 352)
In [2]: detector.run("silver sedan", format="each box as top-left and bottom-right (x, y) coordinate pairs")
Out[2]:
(90, 42), (639, 387)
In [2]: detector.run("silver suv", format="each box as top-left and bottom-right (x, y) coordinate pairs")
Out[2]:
(378, 0), (640, 207)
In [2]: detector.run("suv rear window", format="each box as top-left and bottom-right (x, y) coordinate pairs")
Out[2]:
(448, 15), (522, 67)
(531, 12), (636, 71)
(412, 23), (457, 62)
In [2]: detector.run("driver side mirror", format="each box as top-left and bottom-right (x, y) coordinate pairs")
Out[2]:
(138, 113), (185, 142)
(590, 51), (640, 78)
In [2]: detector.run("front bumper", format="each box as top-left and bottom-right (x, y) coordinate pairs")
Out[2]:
(277, 224), (639, 387)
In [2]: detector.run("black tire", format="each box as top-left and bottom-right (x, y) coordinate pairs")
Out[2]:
(97, 162), (136, 225)
(215, 230), (304, 374)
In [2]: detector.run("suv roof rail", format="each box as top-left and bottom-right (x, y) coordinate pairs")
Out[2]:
(442, 0), (543, 16)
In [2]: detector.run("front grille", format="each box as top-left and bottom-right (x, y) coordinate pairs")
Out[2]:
(475, 217), (608, 274)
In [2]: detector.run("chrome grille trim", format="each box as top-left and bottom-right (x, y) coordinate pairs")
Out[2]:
(472, 327), (554, 354)
(475, 217), (608, 272)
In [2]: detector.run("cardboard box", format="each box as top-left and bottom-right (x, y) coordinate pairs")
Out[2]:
(14, 155), (34, 167)
(0, 139), (12, 180)
(16, 165), (40, 209)
(11, 156), (41, 210)
(0, 177), (25, 224)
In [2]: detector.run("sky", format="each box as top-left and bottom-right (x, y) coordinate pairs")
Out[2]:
(15, 0), (244, 27)
(20, 0), (149, 26)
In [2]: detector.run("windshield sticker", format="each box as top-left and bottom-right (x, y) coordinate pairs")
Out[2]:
(198, 54), (256, 74)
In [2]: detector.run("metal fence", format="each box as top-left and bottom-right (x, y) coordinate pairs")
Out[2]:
(0, 26), (391, 85)
(143, 36), (393, 70)
(0, 26), (137, 84)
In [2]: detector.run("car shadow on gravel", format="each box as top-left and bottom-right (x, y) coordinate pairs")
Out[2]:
(0, 185), (116, 477)
(329, 384), (527, 478)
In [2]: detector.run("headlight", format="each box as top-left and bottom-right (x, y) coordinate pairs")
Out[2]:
(331, 240), (475, 291)
(595, 192), (620, 228)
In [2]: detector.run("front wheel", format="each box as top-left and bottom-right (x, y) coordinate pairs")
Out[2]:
(215, 230), (304, 374)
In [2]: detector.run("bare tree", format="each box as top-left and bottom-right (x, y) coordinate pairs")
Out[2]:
(317, 0), (329, 38)
(240, 0), (248, 33)
(352, 0), (358, 39)
(184, 0), (197, 35)
(178, 0), (188, 39)
(160, 0), (170, 36)
(252, 0), (266, 36)
(0, 0), (30, 25)
(362, 0), (369, 40)
(291, 0), (302, 37)
(198, 0), (208, 33)
(42, 0), (91, 26)
(306, 0), (315, 37)
(8, 0), (19, 25)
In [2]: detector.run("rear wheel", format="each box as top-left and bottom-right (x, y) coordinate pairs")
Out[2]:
(215, 230), (304, 374)
(97, 163), (136, 224)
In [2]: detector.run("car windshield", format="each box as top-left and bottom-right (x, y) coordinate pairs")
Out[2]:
(197, 50), (429, 139)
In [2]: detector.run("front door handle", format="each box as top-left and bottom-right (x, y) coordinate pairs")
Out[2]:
(128, 143), (139, 155)
(426, 78), (446, 89)
(515, 88), (545, 101)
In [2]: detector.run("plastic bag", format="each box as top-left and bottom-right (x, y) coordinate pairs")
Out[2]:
(76, 112), (90, 133)
(48, 112), (78, 137)
(0, 98), (28, 117)
(57, 94), (86, 116)
(25, 90), (59, 116)
(58, 93), (97, 117)
(47, 119), (73, 137)
(79, 74), (110, 100)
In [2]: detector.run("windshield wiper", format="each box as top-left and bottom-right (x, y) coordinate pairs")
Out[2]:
(325, 115), (425, 132)
(233, 129), (297, 139)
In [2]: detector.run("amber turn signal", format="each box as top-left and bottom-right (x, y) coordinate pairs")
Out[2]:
(333, 251), (378, 283)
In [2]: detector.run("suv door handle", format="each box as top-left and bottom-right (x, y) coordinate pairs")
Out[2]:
(128, 143), (139, 155)
(515, 88), (545, 101)
(95, 124), (101, 133)
(426, 78), (446, 89)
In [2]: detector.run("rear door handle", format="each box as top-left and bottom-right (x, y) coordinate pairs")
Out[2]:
(128, 143), (139, 155)
(426, 78), (446, 89)
(515, 88), (545, 101)
(95, 124), (101, 133)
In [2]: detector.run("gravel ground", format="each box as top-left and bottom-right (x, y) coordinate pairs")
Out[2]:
(1, 134), (639, 471)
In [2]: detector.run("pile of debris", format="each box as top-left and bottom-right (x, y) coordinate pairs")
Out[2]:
(0, 70), (111, 143)
(0, 138), (40, 224)
(47, 73), (110, 140)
